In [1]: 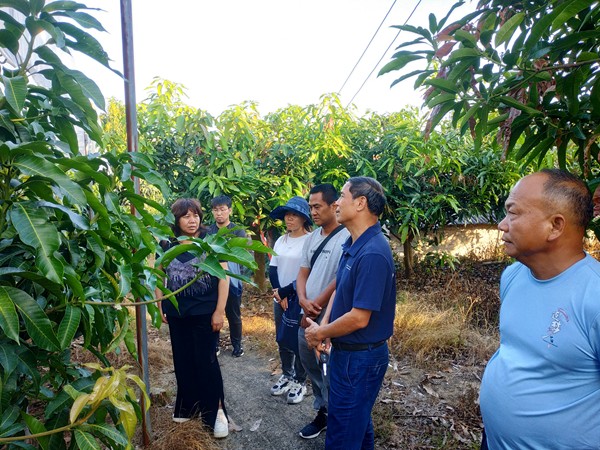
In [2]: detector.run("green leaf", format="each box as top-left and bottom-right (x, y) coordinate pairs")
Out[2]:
(551, 0), (595, 32)
(43, 1), (89, 12)
(117, 264), (132, 299)
(0, 286), (20, 343)
(84, 424), (128, 447)
(104, 313), (129, 354)
(426, 92), (455, 108)
(0, 405), (20, 436)
(74, 429), (101, 450)
(423, 78), (458, 93)
(57, 305), (82, 350)
(0, 29), (20, 54)
(498, 95), (543, 116)
(0, 342), (18, 379)
(60, 10), (105, 31)
(2, 75), (27, 112)
(523, 11), (555, 56)
(9, 203), (63, 283)
(21, 412), (49, 450)
(32, 17), (66, 48)
(10, 287), (61, 352)
(591, 76), (600, 114)
(0, 267), (63, 296)
(37, 200), (90, 230)
(13, 153), (87, 205)
(495, 12), (525, 47)
(0, 0), (30, 15)
(378, 55), (424, 76)
(55, 21), (111, 68)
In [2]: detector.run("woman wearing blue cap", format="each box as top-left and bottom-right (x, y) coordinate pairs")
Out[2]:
(268, 196), (312, 404)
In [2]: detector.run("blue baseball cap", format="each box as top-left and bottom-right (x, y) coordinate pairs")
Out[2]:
(270, 196), (312, 225)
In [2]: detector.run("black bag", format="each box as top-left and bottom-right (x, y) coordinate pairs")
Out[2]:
(276, 293), (301, 354)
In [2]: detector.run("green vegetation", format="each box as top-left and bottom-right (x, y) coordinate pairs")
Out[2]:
(0, 2), (264, 448)
(380, 0), (600, 177)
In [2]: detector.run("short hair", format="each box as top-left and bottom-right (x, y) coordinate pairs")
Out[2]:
(211, 195), (232, 209)
(170, 198), (205, 237)
(309, 183), (338, 205)
(540, 168), (592, 228)
(347, 176), (386, 216)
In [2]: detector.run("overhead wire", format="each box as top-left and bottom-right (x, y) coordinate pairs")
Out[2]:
(345, 0), (423, 108)
(338, 0), (399, 95)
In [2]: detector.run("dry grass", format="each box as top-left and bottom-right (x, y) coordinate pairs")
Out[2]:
(241, 289), (277, 357)
(390, 291), (498, 367)
(391, 298), (466, 364)
(146, 416), (219, 450)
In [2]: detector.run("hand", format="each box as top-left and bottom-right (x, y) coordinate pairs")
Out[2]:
(313, 338), (330, 360)
(211, 310), (225, 332)
(300, 315), (310, 329)
(158, 305), (168, 324)
(304, 317), (322, 349)
(279, 297), (288, 311)
(299, 297), (322, 317)
(273, 288), (282, 303)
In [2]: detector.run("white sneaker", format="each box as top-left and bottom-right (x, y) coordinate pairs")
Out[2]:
(172, 416), (191, 423)
(214, 409), (228, 438)
(286, 381), (307, 404)
(271, 375), (292, 396)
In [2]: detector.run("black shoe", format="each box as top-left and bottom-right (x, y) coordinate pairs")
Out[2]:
(232, 347), (244, 357)
(299, 407), (327, 439)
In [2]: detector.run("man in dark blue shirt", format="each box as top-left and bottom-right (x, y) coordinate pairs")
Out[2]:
(207, 195), (247, 357)
(305, 177), (396, 450)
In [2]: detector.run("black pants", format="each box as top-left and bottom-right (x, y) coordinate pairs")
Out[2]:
(168, 314), (226, 428)
(224, 292), (243, 350)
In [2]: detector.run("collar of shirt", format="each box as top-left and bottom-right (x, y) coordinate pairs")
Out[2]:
(341, 222), (382, 257)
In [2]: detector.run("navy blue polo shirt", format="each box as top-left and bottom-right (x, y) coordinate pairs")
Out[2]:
(330, 222), (396, 344)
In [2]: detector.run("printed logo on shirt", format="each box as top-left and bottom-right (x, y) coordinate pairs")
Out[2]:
(542, 308), (569, 348)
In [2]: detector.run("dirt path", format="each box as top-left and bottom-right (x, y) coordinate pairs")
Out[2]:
(218, 349), (326, 450)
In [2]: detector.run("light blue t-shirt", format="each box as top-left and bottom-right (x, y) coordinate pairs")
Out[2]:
(480, 254), (600, 449)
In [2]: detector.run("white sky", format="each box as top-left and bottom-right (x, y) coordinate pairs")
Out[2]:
(73, 0), (471, 117)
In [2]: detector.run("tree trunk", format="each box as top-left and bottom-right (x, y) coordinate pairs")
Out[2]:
(403, 234), (415, 278)
(250, 224), (268, 292)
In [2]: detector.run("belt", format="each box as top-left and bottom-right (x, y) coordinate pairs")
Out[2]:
(331, 340), (386, 352)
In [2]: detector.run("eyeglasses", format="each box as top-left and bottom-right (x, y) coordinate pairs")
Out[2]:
(212, 207), (230, 213)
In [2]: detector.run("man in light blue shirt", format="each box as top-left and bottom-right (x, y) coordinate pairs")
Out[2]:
(480, 169), (600, 449)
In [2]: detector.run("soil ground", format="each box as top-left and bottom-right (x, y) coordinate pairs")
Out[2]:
(138, 260), (504, 449)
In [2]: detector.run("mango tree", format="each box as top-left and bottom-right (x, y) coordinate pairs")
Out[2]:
(346, 109), (520, 275)
(379, 0), (600, 175)
(0, 2), (264, 448)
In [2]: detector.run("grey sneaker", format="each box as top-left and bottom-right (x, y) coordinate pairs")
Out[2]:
(271, 375), (292, 396)
(286, 381), (307, 404)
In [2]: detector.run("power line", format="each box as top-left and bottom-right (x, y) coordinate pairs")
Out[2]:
(346, 0), (423, 108)
(338, 0), (398, 95)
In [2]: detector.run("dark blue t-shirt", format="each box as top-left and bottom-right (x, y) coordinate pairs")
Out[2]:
(330, 222), (396, 344)
(206, 222), (247, 297)
(161, 241), (219, 317)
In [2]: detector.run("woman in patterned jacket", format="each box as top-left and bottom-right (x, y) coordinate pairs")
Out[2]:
(157, 198), (229, 438)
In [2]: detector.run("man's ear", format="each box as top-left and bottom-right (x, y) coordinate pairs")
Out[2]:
(355, 195), (368, 212)
(547, 214), (566, 241)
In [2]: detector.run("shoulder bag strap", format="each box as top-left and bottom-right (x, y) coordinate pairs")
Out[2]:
(310, 225), (345, 268)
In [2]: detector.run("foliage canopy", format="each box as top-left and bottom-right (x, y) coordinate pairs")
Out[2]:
(380, 0), (600, 177)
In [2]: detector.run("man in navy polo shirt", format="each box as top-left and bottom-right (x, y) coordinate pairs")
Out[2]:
(305, 176), (396, 450)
